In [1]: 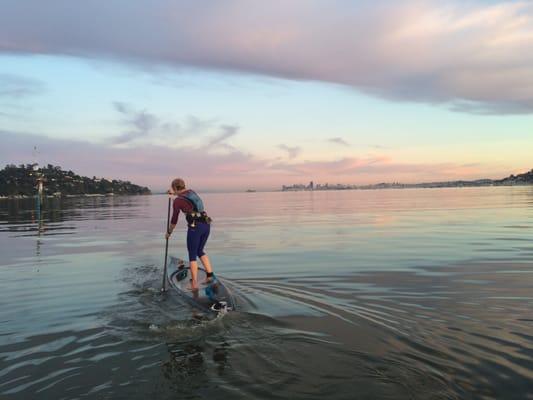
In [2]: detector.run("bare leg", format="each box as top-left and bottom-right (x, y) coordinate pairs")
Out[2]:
(199, 254), (213, 274)
(199, 255), (215, 283)
(189, 260), (199, 290)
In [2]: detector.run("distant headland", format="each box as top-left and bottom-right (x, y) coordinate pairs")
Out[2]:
(0, 164), (151, 198)
(282, 169), (533, 191)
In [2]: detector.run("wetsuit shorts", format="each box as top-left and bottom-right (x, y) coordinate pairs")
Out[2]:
(187, 222), (210, 261)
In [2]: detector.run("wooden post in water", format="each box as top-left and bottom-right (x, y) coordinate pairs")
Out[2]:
(33, 163), (44, 219)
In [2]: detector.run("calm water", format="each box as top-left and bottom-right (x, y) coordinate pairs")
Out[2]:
(1, 188), (532, 399)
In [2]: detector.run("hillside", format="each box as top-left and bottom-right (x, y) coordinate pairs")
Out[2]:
(497, 169), (533, 185)
(0, 164), (151, 197)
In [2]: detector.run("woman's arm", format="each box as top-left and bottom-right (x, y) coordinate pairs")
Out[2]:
(165, 197), (182, 238)
(165, 223), (177, 239)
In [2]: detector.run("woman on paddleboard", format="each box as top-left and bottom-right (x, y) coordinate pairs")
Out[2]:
(165, 178), (214, 290)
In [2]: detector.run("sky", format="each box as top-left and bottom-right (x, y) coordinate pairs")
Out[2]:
(0, 0), (532, 191)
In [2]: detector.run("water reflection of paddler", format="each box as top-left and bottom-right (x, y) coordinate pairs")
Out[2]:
(165, 178), (214, 291)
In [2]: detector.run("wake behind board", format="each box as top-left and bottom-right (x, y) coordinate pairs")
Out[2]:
(166, 256), (235, 314)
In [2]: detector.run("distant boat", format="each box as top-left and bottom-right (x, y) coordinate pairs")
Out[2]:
(246, 189), (256, 193)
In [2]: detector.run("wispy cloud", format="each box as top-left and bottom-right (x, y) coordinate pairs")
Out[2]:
(110, 102), (235, 146)
(448, 100), (533, 115)
(328, 137), (350, 146)
(271, 156), (388, 176)
(0, 129), (265, 190)
(0, 74), (45, 98)
(112, 102), (158, 144)
(0, 129), (515, 189)
(180, 116), (217, 136)
(207, 125), (239, 147)
(269, 155), (495, 184)
(278, 144), (301, 159)
(1, 1), (532, 113)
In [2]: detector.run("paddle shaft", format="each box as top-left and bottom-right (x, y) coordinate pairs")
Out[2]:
(161, 195), (172, 291)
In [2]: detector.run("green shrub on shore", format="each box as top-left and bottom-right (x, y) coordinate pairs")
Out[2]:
(0, 164), (151, 197)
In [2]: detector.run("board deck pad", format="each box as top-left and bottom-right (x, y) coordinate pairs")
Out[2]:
(166, 256), (235, 313)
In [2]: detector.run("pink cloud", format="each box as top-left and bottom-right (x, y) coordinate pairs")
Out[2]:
(0, 130), (517, 190)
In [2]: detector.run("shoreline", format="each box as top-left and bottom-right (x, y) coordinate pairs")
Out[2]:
(282, 182), (533, 192)
(3, 185), (531, 199)
(0, 193), (152, 200)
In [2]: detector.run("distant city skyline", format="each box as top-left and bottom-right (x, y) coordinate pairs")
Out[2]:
(1, 1), (532, 191)
(282, 168), (533, 192)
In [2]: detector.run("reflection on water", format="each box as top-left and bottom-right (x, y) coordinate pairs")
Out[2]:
(0, 187), (532, 399)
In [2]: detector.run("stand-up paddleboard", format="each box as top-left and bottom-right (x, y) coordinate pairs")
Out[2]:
(166, 256), (235, 314)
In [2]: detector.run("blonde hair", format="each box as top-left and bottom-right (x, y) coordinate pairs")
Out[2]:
(171, 178), (186, 192)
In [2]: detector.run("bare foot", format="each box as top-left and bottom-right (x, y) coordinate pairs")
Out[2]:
(188, 280), (199, 291)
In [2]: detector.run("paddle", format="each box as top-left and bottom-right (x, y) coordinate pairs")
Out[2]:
(161, 194), (172, 292)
